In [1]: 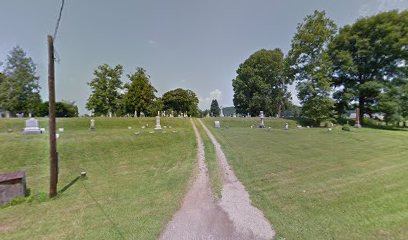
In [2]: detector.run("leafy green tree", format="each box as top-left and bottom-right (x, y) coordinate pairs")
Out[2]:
(86, 64), (123, 116)
(0, 46), (41, 115)
(210, 99), (220, 116)
(232, 48), (290, 117)
(222, 106), (236, 117)
(200, 109), (210, 118)
(287, 10), (337, 126)
(39, 100), (79, 117)
(401, 83), (408, 120)
(162, 88), (199, 116)
(123, 68), (157, 116)
(329, 10), (408, 124)
(148, 97), (164, 116)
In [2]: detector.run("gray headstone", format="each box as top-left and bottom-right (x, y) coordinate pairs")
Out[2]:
(23, 118), (42, 134)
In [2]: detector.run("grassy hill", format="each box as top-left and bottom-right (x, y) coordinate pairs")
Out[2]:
(0, 117), (196, 240)
(203, 117), (408, 240)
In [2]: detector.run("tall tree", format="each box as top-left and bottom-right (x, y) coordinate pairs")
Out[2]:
(210, 99), (220, 116)
(162, 88), (199, 116)
(123, 68), (157, 116)
(329, 10), (408, 124)
(86, 64), (123, 116)
(232, 48), (290, 117)
(287, 10), (337, 126)
(0, 46), (41, 115)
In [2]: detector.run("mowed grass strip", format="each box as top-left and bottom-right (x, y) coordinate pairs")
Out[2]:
(194, 119), (222, 199)
(0, 117), (195, 240)
(203, 118), (408, 240)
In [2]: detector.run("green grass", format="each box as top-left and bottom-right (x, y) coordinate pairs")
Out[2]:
(202, 117), (408, 240)
(0, 117), (196, 240)
(194, 119), (222, 199)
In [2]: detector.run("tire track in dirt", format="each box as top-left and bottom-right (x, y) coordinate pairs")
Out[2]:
(198, 119), (275, 240)
(160, 119), (274, 240)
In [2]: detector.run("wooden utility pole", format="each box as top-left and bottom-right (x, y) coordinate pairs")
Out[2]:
(48, 35), (58, 198)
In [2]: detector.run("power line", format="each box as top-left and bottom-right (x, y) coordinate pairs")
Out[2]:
(53, 0), (65, 41)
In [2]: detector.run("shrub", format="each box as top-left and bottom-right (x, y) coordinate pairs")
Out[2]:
(342, 125), (351, 131)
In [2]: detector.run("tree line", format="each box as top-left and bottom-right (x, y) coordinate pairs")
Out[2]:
(233, 10), (408, 126)
(0, 46), (78, 117)
(86, 64), (199, 117)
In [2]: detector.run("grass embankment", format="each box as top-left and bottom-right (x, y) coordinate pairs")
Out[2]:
(193, 119), (222, 199)
(203, 117), (408, 240)
(0, 117), (195, 240)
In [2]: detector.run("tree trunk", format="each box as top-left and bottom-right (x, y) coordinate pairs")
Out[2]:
(359, 97), (365, 126)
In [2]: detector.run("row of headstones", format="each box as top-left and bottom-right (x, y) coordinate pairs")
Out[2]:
(0, 111), (32, 118)
(22, 118), (65, 138)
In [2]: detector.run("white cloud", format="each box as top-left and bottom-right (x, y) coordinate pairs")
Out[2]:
(198, 89), (223, 110)
(210, 89), (222, 102)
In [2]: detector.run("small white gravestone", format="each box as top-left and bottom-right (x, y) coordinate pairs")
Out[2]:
(90, 119), (96, 131)
(40, 128), (46, 132)
(56, 134), (60, 139)
(59, 128), (64, 132)
(141, 126), (146, 129)
(155, 116), (162, 130)
(220, 108), (224, 117)
(285, 122), (289, 130)
(128, 126), (132, 130)
(134, 110), (137, 118)
(297, 125), (302, 128)
(23, 118), (42, 134)
(259, 111), (265, 128)
(214, 121), (220, 128)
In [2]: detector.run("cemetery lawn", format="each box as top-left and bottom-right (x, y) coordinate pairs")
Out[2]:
(0, 118), (196, 240)
(203, 118), (408, 240)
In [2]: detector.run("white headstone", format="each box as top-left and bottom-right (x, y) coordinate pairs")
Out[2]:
(155, 116), (162, 130)
(23, 118), (42, 134)
(259, 111), (265, 128)
(90, 119), (96, 130)
(220, 108), (224, 117)
(214, 121), (220, 128)
(59, 128), (64, 132)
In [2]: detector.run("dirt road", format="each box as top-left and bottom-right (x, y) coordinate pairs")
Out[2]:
(160, 119), (274, 240)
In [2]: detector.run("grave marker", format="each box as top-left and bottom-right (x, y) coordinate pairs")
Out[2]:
(23, 118), (42, 134)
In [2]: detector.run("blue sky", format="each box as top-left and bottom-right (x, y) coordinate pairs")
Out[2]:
(1, 0), (407, 114)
